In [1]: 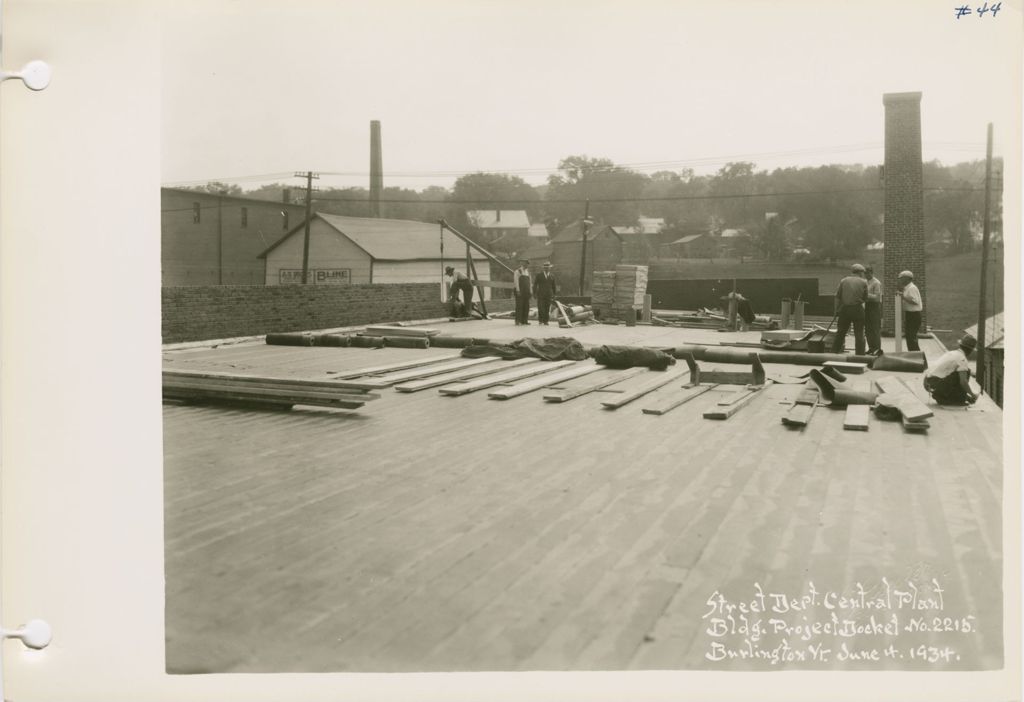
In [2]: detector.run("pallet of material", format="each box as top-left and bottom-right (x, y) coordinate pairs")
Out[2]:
(162, 369), (381, 410)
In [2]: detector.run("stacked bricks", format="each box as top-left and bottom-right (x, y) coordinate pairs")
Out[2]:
(882, 92), (927, 333)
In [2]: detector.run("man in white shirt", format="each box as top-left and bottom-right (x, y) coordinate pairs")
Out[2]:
(923, 334), (977, 405)
(513, 259), (532, 325)
(897, 270), (923, 351)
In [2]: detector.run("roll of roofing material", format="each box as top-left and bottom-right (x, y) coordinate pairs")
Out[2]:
(384, 336), (430, 349)
(821, 365), (847, 383)
(809, 369), (878, 406)
(869, 351), (928, 372)
(671, 345), (875, 367)
(428, 335), (476, 349)
(265, 332), (315, 347)
(349, 335), (385, 349)
(315, 334), (352, 347)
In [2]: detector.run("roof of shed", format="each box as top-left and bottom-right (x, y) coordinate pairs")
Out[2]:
(258, 213), (489, 261)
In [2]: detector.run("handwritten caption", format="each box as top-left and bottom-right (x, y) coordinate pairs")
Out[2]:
(955, 2), (1002, 18)
(702, 580), (976, 665)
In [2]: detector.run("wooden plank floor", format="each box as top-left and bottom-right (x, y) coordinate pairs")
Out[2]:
(163, 327), (1004, 673)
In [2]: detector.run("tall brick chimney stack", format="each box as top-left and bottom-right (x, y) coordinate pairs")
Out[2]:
(882, 92), (926, 333)
(369, 120), (383, 218)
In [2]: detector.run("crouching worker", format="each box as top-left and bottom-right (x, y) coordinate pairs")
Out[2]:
(923, 334), (978, 405)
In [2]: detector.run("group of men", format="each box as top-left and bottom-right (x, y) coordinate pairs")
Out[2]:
(832, 263), (922, 355)
(445, 258), (559, 325)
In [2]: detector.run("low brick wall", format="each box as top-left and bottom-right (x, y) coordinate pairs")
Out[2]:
(163, 283), (459, 343)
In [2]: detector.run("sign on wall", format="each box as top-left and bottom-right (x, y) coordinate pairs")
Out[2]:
(279, 269), (351, 285)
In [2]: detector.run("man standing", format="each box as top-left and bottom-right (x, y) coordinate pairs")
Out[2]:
(897, 270), (922, 352)
(864, 265), (883, 355)
(513, 258), (532, 326)
(923, 334), (978, 405)
(533, 262), (557, 325)
(831, 263), (868, 355)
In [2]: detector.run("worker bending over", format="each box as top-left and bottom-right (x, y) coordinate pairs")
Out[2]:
(923, 334), (978, 405)
(445, 266), (474, 317)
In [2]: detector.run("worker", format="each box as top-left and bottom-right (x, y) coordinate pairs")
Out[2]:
(513, 258), (532, 325)
(923, 334), (978, 405)
(831, 263), (868, 355)
(864, 265), (883, 355)
(444, 265), (474, 317)
(533, 262), (558, 325)
(897, 270), (922, 352)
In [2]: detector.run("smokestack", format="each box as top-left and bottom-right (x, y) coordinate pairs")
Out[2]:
(369, 120), (383, 218)
(881, 92), (926, 333)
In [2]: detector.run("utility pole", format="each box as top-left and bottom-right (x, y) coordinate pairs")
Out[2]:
(578, 199), (592, 296)
(975, 124), (993, 392)
(295, 171), (320, 284)
(217, 190), (225, 285)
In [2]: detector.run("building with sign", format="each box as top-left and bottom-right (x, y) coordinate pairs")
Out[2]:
(258, 213), (491, 294)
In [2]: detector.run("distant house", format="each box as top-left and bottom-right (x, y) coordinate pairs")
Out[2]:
(257, 213), (490, 297)
(528, 222), (549, 238)
(718, 228), (751, 257)
(466, 210), (531, 241)
(661, 233), (716, 259)
(161, 187), (306, 286)
(964, 312), (1004, 407)
(550, 220), (623, 293)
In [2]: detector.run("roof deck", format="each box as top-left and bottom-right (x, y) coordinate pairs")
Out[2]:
(162, 320), (1003, 673)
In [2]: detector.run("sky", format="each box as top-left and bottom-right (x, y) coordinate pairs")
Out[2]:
(160, 0), (1022, 193)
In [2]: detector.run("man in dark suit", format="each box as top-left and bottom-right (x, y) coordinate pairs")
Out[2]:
(533, 262), (558, 325)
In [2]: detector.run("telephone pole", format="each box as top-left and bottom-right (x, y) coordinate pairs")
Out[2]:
(295, 171), (320, 284)
(578, 199), (592, 296)
(975, 124), (993, 391)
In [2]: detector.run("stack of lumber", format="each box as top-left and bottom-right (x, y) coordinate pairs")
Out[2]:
(873, 376), (933, 432)
(612, 265), (648, 317)
(591, 271), (616, 319)
(162, 369), (382, 411)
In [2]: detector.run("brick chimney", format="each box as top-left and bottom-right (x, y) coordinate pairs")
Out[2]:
(882, 92), (926, 333)
(369, 120), (383, 218)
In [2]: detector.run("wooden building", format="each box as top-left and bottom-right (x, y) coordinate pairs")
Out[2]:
(550, 220), (623, 294)
(258, 213), (490, 297)
(965, 312), (1005, 407)
(161, 187), (307, 286)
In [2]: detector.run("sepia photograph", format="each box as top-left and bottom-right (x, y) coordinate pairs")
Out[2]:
(2, 0), (1017, 699)
(155, 0), (1020, 677)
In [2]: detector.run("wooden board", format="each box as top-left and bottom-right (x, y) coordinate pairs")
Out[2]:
(488, 364), (603, 400)
(717, 386), (761, 406)
(163, 368), (387, 392)
(162, 383), (373, 410)
(328, 354), (461, 380)
(367, 356), (498, 385)
(703, 382), (772, 420)
(600, 368), (691, 410)
(823, 361), (868, 374)
(554, 300), (574, 328)
(641, 384), (715, 415)
(542, 367), (648, 403)
(394, 359), (538, 393)
(363, 326), (440, 337)
(874, 375), (933, 422)
(438, 360), (576, 396)
(843, 404), (871, 431)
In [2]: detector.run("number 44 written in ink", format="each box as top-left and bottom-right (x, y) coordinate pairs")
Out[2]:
(954, 2), (1002, 18)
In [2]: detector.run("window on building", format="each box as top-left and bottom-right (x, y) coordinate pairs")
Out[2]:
(282, 211), (289, 230)
(193, 202), (201, 224)
(241, 207), (248, 228)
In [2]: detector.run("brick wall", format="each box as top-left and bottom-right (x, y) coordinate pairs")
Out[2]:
(162, 283), (512, 343)
(882, 92), (927, 332)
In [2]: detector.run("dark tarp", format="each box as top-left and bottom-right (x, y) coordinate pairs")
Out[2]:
(461, 336), (589, 362)
(592, 345), (677, 370)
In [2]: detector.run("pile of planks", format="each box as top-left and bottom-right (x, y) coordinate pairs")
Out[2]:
(162, 369), (382, 411)
(591, 271), (616, 319)
(873, 375), (933, 432)
(612, 265), (648, 319)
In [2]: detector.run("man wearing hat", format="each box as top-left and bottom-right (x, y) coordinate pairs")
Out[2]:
(513, 258), (532, 325)
(923, 334), (978, 405)
(444, 265), (474, 317)
(864, 265), (883, 355)
(533, 261), (558, 325)
(897, 270), (922, 351)
(831, 263), (868, 355)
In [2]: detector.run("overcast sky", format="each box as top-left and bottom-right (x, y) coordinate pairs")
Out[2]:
(160, 0), (1021, 192)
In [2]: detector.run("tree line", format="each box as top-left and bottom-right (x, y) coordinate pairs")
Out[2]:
(188, 155), (998, 262)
